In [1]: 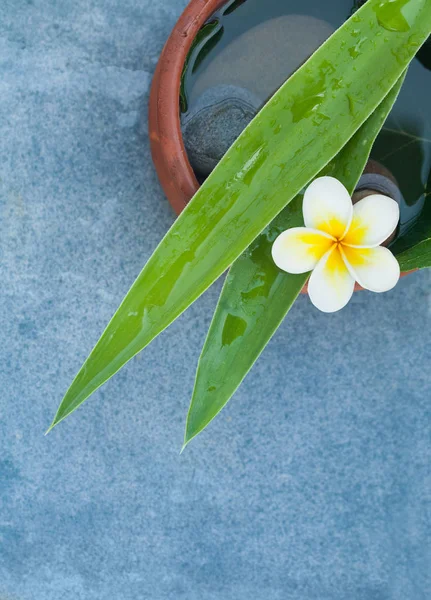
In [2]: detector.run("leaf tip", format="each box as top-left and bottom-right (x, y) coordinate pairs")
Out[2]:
(45, 411), (63, 435)
(44, 421), (56, 436)
(181, 423), (200, 453)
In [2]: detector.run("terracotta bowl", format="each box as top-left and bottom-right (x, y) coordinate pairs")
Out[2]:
(148, 0), (413, 289)
(149, 0), (226, 214)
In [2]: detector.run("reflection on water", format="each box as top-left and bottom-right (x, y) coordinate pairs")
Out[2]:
(180, 0), (430, 239)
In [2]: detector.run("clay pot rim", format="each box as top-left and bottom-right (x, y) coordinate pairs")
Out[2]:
(148, 0), (413, 287)
(149, 0), (226, 215)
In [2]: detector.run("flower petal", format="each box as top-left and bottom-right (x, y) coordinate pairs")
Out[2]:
(342, 194), (399, 248)
(308, 245), (355, 313)
(303, 176), (353, 239)
(340, 245), (400, 293)
(272, 227), (334, 274)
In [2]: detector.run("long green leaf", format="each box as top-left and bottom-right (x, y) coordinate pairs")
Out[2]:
(393, 196), (431, 269)
(391, 165), (431, 268)
(396, 238), (431, 269)
(49, 0), (431, 430)
(184, 75), (406, 446)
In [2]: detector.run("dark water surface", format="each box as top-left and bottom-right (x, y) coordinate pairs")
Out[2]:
(180, 0), (430, 238)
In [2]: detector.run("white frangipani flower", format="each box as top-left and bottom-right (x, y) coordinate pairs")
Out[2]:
(272, 176), (400, 313)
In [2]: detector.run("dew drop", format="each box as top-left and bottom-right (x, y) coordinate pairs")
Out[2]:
(291, 76), (327, 123)
(348, 37), (367, 59)
(374, 0), (411, 33)
(221, 314), (248, 346)
(346, 93), (364, 117)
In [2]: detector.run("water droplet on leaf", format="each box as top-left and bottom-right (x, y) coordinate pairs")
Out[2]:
(374, 0), (411, 33)
(221, 314), (248, 346)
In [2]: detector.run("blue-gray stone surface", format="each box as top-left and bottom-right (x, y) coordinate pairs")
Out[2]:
(0, 1), (430, 599)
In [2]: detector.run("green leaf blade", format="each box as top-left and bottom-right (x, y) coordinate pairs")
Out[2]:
(396, 238), (431, 269)
(392, 183), (431, 269)
(184, 202), (308, 447)
(51, 0), (431, 429)
(184, 76), (407, 446)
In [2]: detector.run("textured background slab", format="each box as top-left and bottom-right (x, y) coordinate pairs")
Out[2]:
(0, 1), (430, 599)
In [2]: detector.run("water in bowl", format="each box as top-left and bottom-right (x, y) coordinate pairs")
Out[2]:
(180, 0), (430, 238)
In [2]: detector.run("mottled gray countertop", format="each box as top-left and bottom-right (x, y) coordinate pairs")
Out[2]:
(0, 1), (430, 599)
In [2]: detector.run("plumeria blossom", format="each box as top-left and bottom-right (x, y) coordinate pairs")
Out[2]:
(272, 176), (400, 313)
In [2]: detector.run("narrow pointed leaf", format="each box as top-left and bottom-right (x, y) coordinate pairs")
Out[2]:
(184, 76), (406, 445)
(393, 196), (431, 269)
(391, 158), (431, 269)
(396, 238), (431, 269)
(51, 0), (431, 429)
